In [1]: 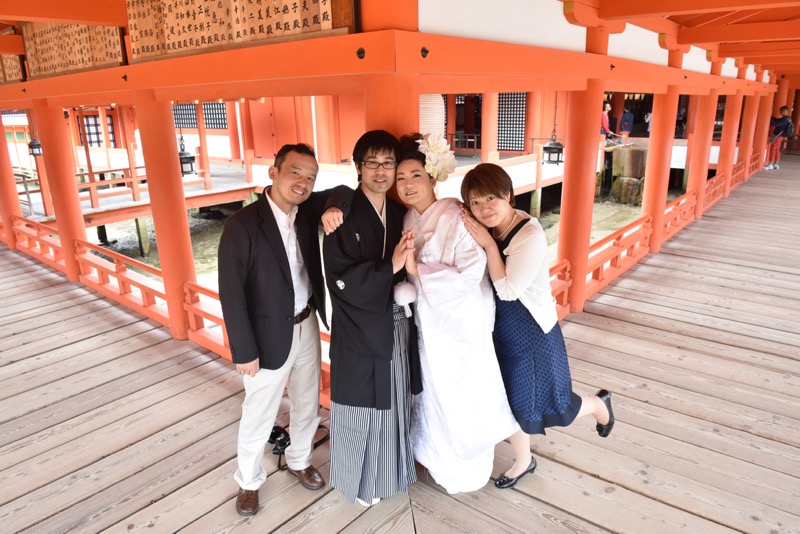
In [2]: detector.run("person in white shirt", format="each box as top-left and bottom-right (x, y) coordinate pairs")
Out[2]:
(460, 163), (615, 489)
(218, 144), (346, 516)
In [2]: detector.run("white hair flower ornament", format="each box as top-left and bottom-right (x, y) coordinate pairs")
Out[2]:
(416, 133), (457, 182)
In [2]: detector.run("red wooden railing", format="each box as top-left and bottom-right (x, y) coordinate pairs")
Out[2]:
(183, 282), (230, 359)
(704, 173), (726, 211)
(76, 166), (147, 208)
(10, 216), (65, 273)
(662, 191), (697, 241)
(75, 239), (170, 327)
(549, 259), (572, 320)
(584, 215), (652, 299)
(748, 153), (760, 176)
(731, 161), (746, 189)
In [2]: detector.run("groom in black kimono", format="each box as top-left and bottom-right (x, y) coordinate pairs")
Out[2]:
(322, 130), (422, 504)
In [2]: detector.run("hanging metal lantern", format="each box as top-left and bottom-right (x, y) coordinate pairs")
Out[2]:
(28, 138), (43, 157)
(178, 134), (196, 175)
(542, 137), (564, 165)
(542, 92), (564, 165)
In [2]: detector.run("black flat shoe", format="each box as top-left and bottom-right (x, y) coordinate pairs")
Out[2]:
(596, 389), (615, 438)
(495, 457), (537, 489)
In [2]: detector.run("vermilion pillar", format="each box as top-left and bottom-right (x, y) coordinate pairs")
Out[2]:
(773, 77), (789, 114)
(641, 49), (683, 253)
(754, 90), (775, 166)
(525, 91), (543, 154)
(718, 89), (744, 197)
(194, 101), (210, 188)
(31, 99), (87, 281)
(557, 78), (605, 312)
(641, 84), (680, 253)
(686, 89), (718, 219)
(736, 93), (760, 175)
(446, 95), (456, 145)
(481, 92), (499, 162)
(363, 74), (420, 137)
(314, 95), (339, 164)
(134, 90), (196, 339)
(0, 113), (22, 247)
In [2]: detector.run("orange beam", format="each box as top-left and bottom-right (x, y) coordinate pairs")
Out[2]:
(600, 0), (800, 18)
(0, 35), (24, 55)
(0, 30), (773, 110)
(679, 20), (800, 45)
(720, 41), (800, 57)
(0, 0), (128, 26)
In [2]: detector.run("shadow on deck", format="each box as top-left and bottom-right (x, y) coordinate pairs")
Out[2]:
(1, 159), (799, 533)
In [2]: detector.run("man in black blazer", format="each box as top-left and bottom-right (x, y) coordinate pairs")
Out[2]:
(218, 143), (344, 516)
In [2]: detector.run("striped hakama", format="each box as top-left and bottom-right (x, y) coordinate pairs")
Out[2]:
(329, 304), (416, 504)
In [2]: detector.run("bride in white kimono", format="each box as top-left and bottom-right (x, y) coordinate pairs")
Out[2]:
(395, 134), (519, 494)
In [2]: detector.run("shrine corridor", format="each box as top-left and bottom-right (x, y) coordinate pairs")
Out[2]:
(0, 161), (798, 533)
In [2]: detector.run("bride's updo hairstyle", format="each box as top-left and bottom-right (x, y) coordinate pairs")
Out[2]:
(397, 133), (428, 170)
(461, 163), (515, 207)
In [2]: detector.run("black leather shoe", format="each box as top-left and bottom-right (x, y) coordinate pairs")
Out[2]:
(495, 457), (537, 489)
(596, 389), (615, 438)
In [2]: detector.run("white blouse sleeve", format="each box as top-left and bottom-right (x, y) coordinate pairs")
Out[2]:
(493, 223), (548, 301)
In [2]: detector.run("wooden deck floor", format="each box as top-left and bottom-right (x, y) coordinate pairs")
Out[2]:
(1, 161), (799, 533)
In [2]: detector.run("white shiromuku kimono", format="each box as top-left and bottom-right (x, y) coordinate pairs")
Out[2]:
(406, 197), (520, 494)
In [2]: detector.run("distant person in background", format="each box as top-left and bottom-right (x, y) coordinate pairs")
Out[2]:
(600, 102), (614, 138)
(766, 106), (794, 170)
(644, 111), (652, 137)
(619, 106), (634, 136)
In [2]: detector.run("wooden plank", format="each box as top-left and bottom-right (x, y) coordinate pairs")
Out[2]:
(107, 403), (294, 533)
(0, 348), (217, 448)
(30, 422), (240, 533)
(621, 263), (800, 305)
(640, 254), (800, 290)
(529, 429), (798, 533)
(0, 320), (165, 392)
(0, 393), (243, 531)
(0, 287), (99, 325)
(338, 492), (416, 534)
(183, 430), (341, 533)
(0, 295), (114, 338)
(0, 350), (219, 465)
(659, 244), (800, 276)
(588, 293), (800, 348)
(583, 299), (800, 359)
(564, 313), (800, 375)
(0, 307), (154, 371)
(491, 441), (731, 534)
(562, 322), (800, 398)
(567, 360), (800, 448)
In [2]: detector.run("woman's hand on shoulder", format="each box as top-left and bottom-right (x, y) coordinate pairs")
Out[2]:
(461, 208), (494, 250)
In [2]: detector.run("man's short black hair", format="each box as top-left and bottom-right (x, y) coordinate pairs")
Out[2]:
(275, 143), (316, 169)
(352, 130), (399, 176)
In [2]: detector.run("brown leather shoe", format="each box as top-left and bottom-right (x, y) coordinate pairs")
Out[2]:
(235, 488), (259, 516)
(287, 465), (325, 490)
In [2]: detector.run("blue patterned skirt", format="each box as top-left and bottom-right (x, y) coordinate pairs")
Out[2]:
(493, 296), (581, 434)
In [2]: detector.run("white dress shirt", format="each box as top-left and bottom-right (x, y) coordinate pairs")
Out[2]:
(266, 191), (312, 315)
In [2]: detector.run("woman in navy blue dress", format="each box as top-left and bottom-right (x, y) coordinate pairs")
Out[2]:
(460, 163), (614, 489)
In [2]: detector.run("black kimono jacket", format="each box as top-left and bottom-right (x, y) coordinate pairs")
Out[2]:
(323, 187), (422, 409)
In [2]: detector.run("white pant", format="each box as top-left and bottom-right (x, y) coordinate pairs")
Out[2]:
(234, 313), (322, 490)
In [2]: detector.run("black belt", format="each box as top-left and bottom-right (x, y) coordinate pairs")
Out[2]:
(292, 305), (311, 324)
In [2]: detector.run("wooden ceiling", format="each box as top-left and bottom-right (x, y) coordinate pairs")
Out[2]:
(594, 0), (800, 75)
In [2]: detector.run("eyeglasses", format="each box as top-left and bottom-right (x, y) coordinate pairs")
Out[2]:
(361, 160), (398, 170)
